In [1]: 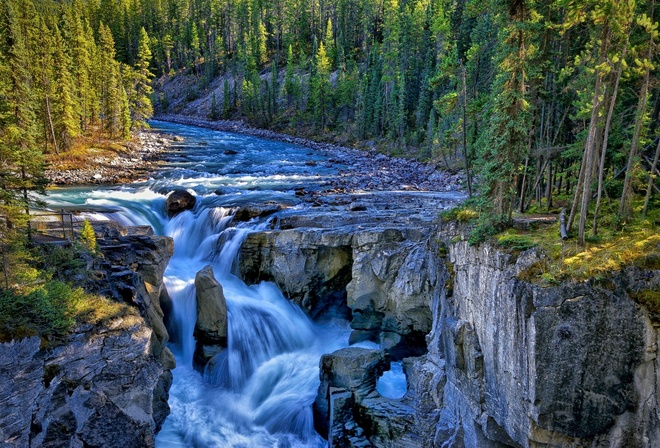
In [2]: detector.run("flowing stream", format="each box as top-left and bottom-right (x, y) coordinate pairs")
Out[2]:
(42, 121), (379, 447)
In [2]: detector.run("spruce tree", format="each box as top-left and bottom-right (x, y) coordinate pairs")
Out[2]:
(310, 42), (332, 130)
(131, 27), (154, 128)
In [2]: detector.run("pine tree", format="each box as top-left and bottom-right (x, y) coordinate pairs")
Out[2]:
(209, 92), (220, 119)
(0, 0), (48, 217)
(310, 41), (332, 130)
(475, 0), (539, 220)
(52, 24), (80, 150)
(131, 27), (154, 128)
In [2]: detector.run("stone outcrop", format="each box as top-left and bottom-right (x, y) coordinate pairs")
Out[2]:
(165, 189), (196, 217)
(240, 223), (433, 356)
(93, 225), (175, 370)
(0, 315), (166, 448)
(344, 221), (657, 448)
(241, 229), (354, 320)
(193, 265), (228, 364)
(243, 210), (660, 448)
(238, 192), (460, 358)
(421, 232), (660, 448)
(0, 222), (176, 448)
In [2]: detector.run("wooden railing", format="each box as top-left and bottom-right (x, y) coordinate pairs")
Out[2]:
(29, 210), (80, 242)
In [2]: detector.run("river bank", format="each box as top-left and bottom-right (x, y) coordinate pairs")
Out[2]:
(45, 130), (179, 185)
(46, 116), (465, 194)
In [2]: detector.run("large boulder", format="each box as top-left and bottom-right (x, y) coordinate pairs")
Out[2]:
(314, 347), (389, 438)
(194, 265), (228, 364)
(313, 347), (424, 447)
(165, 189), (196, 217)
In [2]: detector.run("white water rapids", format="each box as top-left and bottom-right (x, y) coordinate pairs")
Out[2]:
(156, 205), (350, 447)
(41, 121), (408, 447)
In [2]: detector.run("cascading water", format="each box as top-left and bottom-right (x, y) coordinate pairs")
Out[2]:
(157, 204), (349, 447)
(42, 121), (358, 447)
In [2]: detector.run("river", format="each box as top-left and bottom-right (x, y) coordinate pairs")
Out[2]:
(42, 121), (410, 447)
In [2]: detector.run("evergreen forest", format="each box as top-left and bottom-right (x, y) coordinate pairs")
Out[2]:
(0, 0), (659, 312)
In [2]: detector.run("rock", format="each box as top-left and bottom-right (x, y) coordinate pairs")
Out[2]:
(1, 315), (166, 448)
(421, 233), (660, 448)
(232, 204), (283, 222)
(314, 347), (389, 438)
(193, 265), (228, 365)
(97, 232), (174, 356)
(240, 229), (353, 320)
(348, 202), (367, 211)
(165, 189), (196, 217)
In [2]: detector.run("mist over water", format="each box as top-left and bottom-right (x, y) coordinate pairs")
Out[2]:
(42, 121), (357, 447)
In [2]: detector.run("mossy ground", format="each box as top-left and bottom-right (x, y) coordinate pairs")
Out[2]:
(445, 198), (660, 286)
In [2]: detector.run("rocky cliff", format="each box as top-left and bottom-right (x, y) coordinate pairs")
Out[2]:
(425, 225), (660, 448)
(239, 192), (454, 359)
(240, 210), (660, 447)
(0, 223), (174, 447)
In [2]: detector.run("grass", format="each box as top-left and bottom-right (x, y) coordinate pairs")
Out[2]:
(45, 131), (133, 171)
(442, 197), (660, 286)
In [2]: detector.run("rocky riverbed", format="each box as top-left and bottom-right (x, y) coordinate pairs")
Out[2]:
(45, 131), (179, 185)
(46, 116), (465, 193)
(157, 114), (465, 194)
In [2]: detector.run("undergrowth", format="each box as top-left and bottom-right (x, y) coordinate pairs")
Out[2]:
(442, 197), (660, 286)
(0, 237), (133, 344)
(0, 282), (133, 343)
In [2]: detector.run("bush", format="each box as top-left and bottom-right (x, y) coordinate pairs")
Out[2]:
(468, 213), (509, 245)
(34, 244), (87, 284)
(0, 281), (84, 341)
(497, 234), (537, 251)
(0, 281), (133, 342)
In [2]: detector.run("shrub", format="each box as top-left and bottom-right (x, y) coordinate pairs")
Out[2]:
(79, 219), (98, 254)
(497, 234), (537, 251)
(0, 281), (82, 341)
(468, 213), (509, 245)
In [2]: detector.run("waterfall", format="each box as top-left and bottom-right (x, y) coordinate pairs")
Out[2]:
(42, 120), (361, 447)
(155, 204), (348, 447)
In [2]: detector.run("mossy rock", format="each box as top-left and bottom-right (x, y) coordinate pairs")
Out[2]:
(630, 289), (660, 318)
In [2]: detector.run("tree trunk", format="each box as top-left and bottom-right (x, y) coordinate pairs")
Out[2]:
(461, 62), (472, 198)
(619, 0), (654, 221)
(593, 40), (626, 234)
(643, 137), (660, 216)
(577, 26), (611, 245)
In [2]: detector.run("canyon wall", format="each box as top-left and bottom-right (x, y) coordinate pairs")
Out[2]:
(428, 224), (660, 448)
(0, 224), (174, 448)
(241, 218), (660, 447)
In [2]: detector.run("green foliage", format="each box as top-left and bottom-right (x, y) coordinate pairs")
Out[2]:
(78, 219), (98, 254)
(0, 281), (82, 340)
(208, 92), (220, 120)
(467, 213), (509, 246)
(497, 234), (537, 251)
(441, 207), (479, 223)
